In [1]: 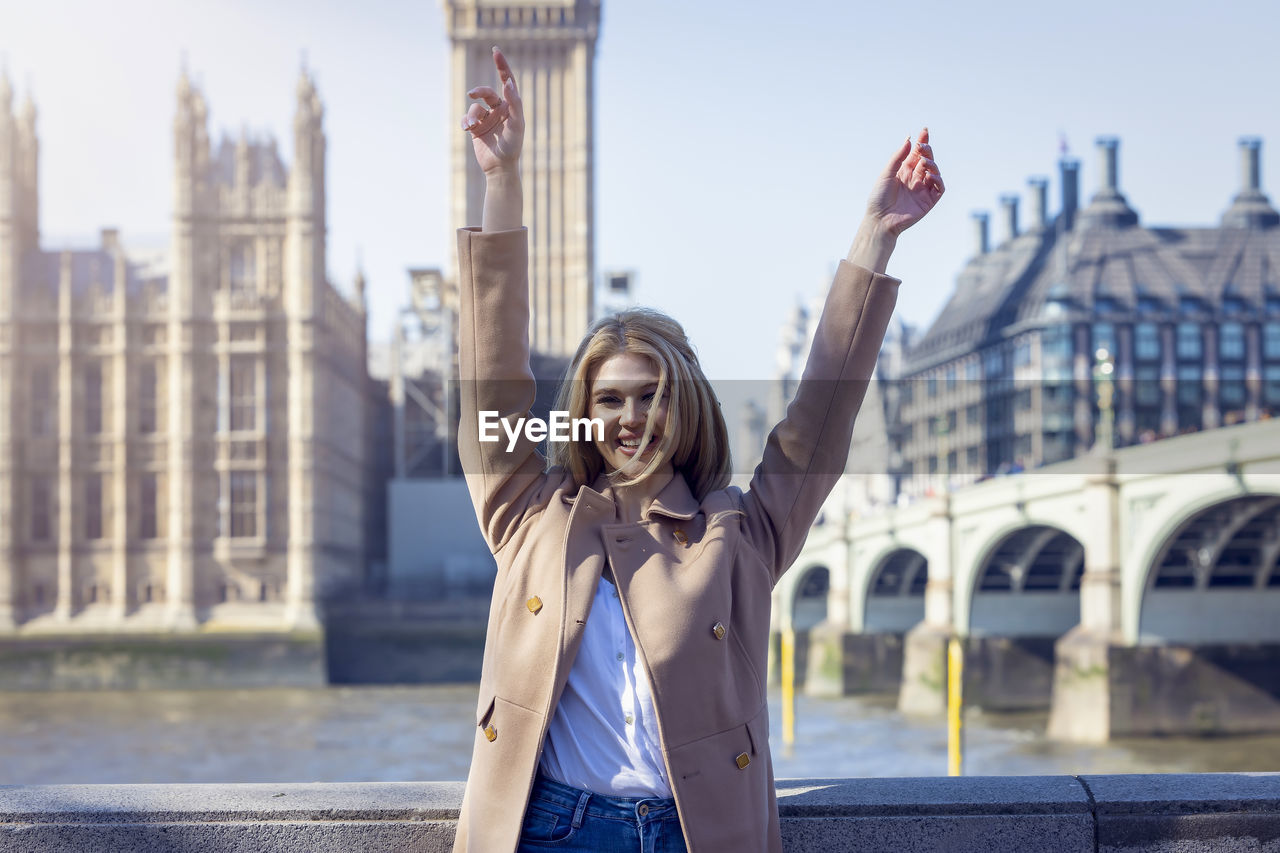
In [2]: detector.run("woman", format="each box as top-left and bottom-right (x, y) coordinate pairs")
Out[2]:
(454, 47), (943, 853)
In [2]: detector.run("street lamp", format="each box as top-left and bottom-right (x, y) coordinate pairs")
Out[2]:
(1093, 346), (1115, 452)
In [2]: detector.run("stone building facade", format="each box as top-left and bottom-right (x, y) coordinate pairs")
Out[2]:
(0, 69), (368, 632)
(894, 137), (1280, 497)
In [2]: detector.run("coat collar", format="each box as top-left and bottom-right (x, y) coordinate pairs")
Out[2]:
(561, 471), (701, 521)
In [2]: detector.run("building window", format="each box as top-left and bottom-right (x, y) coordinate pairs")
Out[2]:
(1014, 340), (1031, 367)
(85, 474), (104, 540)
(1093, 323), (1117, 359)
(902, 423), (914, 443)
(230, 472), (257, 538)
(229, 360), (257, 432)
(1265, 365), (1280, 406)
(984, 348), (1004, 377)
(1177, 365), (1201, 407)
(1223, 296), (1245, 315)
(927, 376), (937, 398)
(1137, 295), (1162, 315)
(31, 476), (52, 542)
(229, 241), (256, 293)
(139, 362), (158, 434)
(1176, 323), (1202, 360)
(1135, 366), (1160, 406)
(945, 366), (956, 391)
(84, 363), (103, 435)
(946, 410), (957, 432)
(30, 365), (55, 436)
(928, 455), (938, 474)
(140, 473), (159, 539)
(1179, 296), (1202, 315)
(966, 446), (980, 468)
(966, 360), (980, 381)
(966, 403), (980, 425)
(1135, 323), (1160, 361)
(947, 450), (958, 472)
(1264, 323), (1280, 360)
(1219, 322), (1245, 360)
(1220, 365), (1246, 407)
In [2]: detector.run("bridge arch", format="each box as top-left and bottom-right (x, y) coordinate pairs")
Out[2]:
(1135, 492), (1280, 643)
(965, 523), (1084, 638)
(863, 548), (926, 632)
(790, 564), (830, 632)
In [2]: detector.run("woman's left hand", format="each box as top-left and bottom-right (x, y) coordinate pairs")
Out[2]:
(865, 127), (945, 236)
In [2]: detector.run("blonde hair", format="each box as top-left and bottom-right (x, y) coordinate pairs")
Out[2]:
(550, 308), (732, 501)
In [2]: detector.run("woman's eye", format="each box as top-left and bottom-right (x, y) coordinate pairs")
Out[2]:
(595, 395), (619, 405)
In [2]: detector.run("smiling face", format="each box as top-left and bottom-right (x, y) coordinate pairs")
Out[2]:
(588, 351), (671, 475)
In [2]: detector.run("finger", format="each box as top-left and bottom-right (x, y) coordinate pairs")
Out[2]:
(919, 126), (930, 145)
(493, 46), (517, 92)
(468, 86), (503, 109)
(462, 101), (488, 131)
(916, 142), (934, 161)
(929, 171), (946, 195)
(885, 136), (912, 174)
(503, 73), (524, 126)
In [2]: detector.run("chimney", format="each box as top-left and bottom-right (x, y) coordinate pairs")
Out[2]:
(1000, 194), (1019, 242)
(1222, 137), (1280, 228)
(972, 212), (989, 255)
(1239, 137), (1262, 194)
(1028, 177), (1048, 230)
(1059, 159), (1079, 230)
(1080, 137), (1138, 228)
(1096, 136), (1120, 195)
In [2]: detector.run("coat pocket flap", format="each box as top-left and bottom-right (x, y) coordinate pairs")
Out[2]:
(476, 693), (497, 728)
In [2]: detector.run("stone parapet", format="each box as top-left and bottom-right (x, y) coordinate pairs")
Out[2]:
(1, 774), (1275, 852)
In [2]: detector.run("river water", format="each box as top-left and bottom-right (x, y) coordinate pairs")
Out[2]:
(2, 685), (1278, 785)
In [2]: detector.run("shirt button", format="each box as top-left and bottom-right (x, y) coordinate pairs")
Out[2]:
(612, 590), (620, 599)
(616, 652), (625, 661)
(624, 713), (634, 725)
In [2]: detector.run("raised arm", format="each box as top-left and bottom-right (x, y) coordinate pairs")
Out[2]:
(740, 130), (945, 582)
(456, 48), (558, 552)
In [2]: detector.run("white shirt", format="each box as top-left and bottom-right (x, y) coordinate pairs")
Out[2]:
(539, 571), (672, 797)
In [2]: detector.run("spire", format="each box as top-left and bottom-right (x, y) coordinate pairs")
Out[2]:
(353, 254), (367, 313)
(0, 66), (12, 112)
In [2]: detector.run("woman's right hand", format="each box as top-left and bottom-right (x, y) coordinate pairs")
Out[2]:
(463, 47), (524, 176)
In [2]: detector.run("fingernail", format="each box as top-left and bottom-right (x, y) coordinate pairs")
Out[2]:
(492, 45), (500, 53)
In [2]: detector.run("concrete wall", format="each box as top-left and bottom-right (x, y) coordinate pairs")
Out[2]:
(1, 774), (1275, 852)
(0, 632), (326, 690)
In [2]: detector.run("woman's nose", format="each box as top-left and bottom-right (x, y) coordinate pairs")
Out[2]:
(621, 398), (644, 427)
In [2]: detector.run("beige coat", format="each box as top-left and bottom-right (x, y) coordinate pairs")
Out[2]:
(452, 226), (900, 852)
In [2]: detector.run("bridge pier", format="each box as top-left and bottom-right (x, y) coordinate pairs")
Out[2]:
(803, 622), (905, 696)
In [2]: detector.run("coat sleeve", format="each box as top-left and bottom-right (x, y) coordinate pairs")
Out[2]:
(456, 226), (561, 553)
(739, 259), (900, 584)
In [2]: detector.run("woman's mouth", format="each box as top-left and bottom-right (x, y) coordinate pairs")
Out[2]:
(617, 436), (657, 457)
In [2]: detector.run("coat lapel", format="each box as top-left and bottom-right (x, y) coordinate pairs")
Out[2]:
(559, 483), (613, 662)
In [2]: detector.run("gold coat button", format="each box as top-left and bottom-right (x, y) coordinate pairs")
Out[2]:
(484, 725), (497, 742)
(712, 621), (726, 640)
(735, 752), (750, 769)
(673, 529), (689, 547)
(526, 596), (543, 614)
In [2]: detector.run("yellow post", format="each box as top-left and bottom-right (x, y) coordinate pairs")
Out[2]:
(781, 628), (796, 749)
(947, 635), (964, 776)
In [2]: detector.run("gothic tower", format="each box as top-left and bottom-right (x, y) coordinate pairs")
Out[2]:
(167, 70), (212, 627)
(443, 0), (601, 358)
(0, 73), (38, 629)
(283, 70), (326, 629)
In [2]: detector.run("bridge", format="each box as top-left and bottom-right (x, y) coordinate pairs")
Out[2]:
(774, 418), (1280, 741)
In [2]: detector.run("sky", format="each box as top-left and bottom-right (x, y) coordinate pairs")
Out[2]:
(2, 0), (1278, 382)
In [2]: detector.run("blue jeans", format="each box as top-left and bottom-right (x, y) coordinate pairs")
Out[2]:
(517, 772), (689, 853)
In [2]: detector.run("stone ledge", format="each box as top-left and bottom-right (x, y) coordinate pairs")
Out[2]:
(0, 774), (1275, 853)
